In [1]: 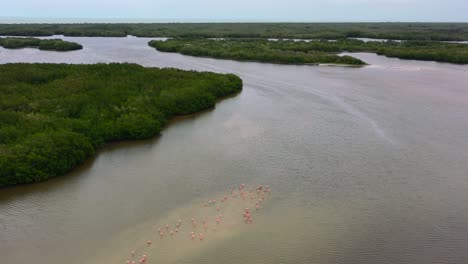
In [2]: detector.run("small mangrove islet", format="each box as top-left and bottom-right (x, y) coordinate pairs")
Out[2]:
(0, 37), (83, 51)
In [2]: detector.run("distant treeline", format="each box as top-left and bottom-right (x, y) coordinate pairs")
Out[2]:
(149, 38), (366, 66)
(149, 38), (468, 65)
(0, 37), (82, 51)
(1, 23), (468, 41)
(0, 63), (242, 187)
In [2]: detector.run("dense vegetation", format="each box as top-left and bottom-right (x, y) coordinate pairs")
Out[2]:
(1, 23), (468, 41)
(0, 63), (242, 187)
(150, 38), (468, 65)
(371, 41), (468, 64)
(0, 37), (82, 51)
(149, 38), (366, 65)
(267, 39), (468, 64)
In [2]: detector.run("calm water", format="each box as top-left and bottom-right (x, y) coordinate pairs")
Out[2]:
(1, 36), (468, 264)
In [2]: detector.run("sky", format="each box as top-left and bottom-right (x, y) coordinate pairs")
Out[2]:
(1, 0), (468, 22)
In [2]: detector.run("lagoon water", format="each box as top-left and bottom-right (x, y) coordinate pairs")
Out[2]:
(1, 36), (468, 264)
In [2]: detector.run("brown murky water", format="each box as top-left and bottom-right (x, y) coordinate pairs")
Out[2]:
(1, 36), (468, 264)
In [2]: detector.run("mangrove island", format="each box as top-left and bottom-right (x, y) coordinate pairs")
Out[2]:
(0, 37), (83, 51)
(148, 38), (367, 66)
(149, 38), (468, 65)
(0, 63), (243, 187)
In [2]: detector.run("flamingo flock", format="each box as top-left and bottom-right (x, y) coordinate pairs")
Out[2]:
(124, 184), (271, 264)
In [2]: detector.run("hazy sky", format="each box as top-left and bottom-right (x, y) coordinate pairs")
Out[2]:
(2, 0), (468, 22)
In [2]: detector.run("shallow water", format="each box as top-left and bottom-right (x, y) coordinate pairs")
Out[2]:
(1, 36), (468, 264)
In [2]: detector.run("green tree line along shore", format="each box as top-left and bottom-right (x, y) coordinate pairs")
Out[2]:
(0, 63), (243, 187)
(149, 38), (468, 65)
(0, 37), (83, 51)
(1, 23), (468, 41)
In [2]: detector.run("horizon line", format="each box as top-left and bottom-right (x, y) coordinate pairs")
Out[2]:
(1, 17), (468, 24)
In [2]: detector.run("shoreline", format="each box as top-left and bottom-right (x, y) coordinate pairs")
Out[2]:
(0, 92), (241, 190)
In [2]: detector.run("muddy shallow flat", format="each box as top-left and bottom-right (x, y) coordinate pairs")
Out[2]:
(1, 36), (468, 264)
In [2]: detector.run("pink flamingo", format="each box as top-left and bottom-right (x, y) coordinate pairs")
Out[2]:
(199, 233), (204, 241)
(146, 240), (152, 245)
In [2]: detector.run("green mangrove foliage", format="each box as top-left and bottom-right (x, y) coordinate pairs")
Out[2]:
(267, 39), (468, 64)
(373, 41), (468, 64)
(149, 38), (366, 65)
(150, 38), (468, 65)
(0, 37), (82, 51)
(0, 23), (467, 41)
(0, 63), (243, 187)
